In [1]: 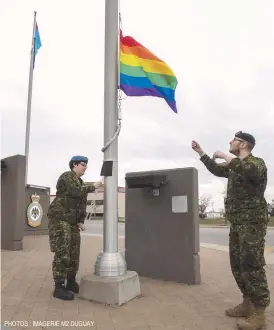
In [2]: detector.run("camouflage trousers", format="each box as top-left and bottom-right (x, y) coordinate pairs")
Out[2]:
(229, 222), (270, 308)
(48, 220), (81, 283)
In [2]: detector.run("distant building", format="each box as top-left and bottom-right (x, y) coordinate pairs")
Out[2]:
(85, 182), (125, 218)
(50, 182), (125, 219)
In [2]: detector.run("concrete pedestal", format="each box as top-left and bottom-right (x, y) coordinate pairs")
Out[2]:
(125, 168), (201, 284)
(79, 271), (141, 306)
(1, 155), (26, 251)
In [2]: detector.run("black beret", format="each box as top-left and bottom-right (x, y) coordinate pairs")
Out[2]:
(235, 131), (255, 145)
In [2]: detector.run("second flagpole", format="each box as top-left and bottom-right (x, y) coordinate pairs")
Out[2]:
(24, 11), (37, 186)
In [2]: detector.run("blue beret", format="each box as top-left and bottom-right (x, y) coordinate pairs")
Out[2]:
(70, 155), (88, 163)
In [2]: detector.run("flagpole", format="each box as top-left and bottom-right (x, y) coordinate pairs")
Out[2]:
(94, 0), (126, 276)
(24, 11), (37, 186)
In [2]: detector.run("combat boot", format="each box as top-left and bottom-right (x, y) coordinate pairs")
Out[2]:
(237, 307), (266, 330)
(66, 275), (79, 293)
(225, 296), (254, 317)
(53, 283), (74, 300)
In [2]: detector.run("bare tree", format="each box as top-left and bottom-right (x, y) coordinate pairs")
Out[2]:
(199, 196), (211, 218)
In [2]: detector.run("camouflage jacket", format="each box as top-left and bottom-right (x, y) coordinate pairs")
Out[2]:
(47, 171), (95, 225)
(200, 154), (268, 224)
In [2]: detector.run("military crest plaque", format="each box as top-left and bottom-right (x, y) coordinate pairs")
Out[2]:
(27, 193), (43, 227)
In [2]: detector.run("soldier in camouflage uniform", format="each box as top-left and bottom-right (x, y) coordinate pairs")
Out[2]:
(48, 155), (101, 300)
(192, 131), (270, 330)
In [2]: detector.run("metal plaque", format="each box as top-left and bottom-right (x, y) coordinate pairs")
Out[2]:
(172, 195), (188, 213)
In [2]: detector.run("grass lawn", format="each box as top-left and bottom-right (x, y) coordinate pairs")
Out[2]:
(118, 217), (274, 226)
(200, 216), (274, 226)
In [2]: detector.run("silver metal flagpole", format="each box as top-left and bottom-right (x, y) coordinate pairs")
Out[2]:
(94, 0), (126, 277)
(24, 11), (37, 186)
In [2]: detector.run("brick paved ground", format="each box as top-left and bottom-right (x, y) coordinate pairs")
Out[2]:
(1, 234), (274, 330)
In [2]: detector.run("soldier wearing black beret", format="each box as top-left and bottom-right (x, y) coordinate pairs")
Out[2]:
(192, 132), (270, 330)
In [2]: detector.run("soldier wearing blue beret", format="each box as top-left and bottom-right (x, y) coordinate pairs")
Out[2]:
(48, 155), (101, 300)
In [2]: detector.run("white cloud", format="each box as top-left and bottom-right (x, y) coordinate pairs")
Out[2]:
(1, 0), (274, 210)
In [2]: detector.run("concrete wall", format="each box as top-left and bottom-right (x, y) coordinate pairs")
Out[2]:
(1, 155), (26, 250)
(1, 154), (50, 251)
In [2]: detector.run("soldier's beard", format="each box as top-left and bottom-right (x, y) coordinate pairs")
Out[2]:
(230, 148), (240, 156)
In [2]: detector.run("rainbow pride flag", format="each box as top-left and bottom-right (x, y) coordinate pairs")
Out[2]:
(120, 30), (178, 113)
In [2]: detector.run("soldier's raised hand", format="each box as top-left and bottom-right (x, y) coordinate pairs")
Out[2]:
(78, 223), (86, 231)
(192, 140), (202, 153)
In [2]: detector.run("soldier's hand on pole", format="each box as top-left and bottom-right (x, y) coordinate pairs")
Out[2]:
(93, 181), (102, 189)
(78, 223), (86, 231)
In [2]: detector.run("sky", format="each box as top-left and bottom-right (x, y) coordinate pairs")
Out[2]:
(1, 0), (274, 211)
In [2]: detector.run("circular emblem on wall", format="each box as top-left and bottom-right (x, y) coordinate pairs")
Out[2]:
(27, 193), (43, 227)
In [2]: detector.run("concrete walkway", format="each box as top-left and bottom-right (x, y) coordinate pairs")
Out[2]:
(1, 235), (274, 330)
